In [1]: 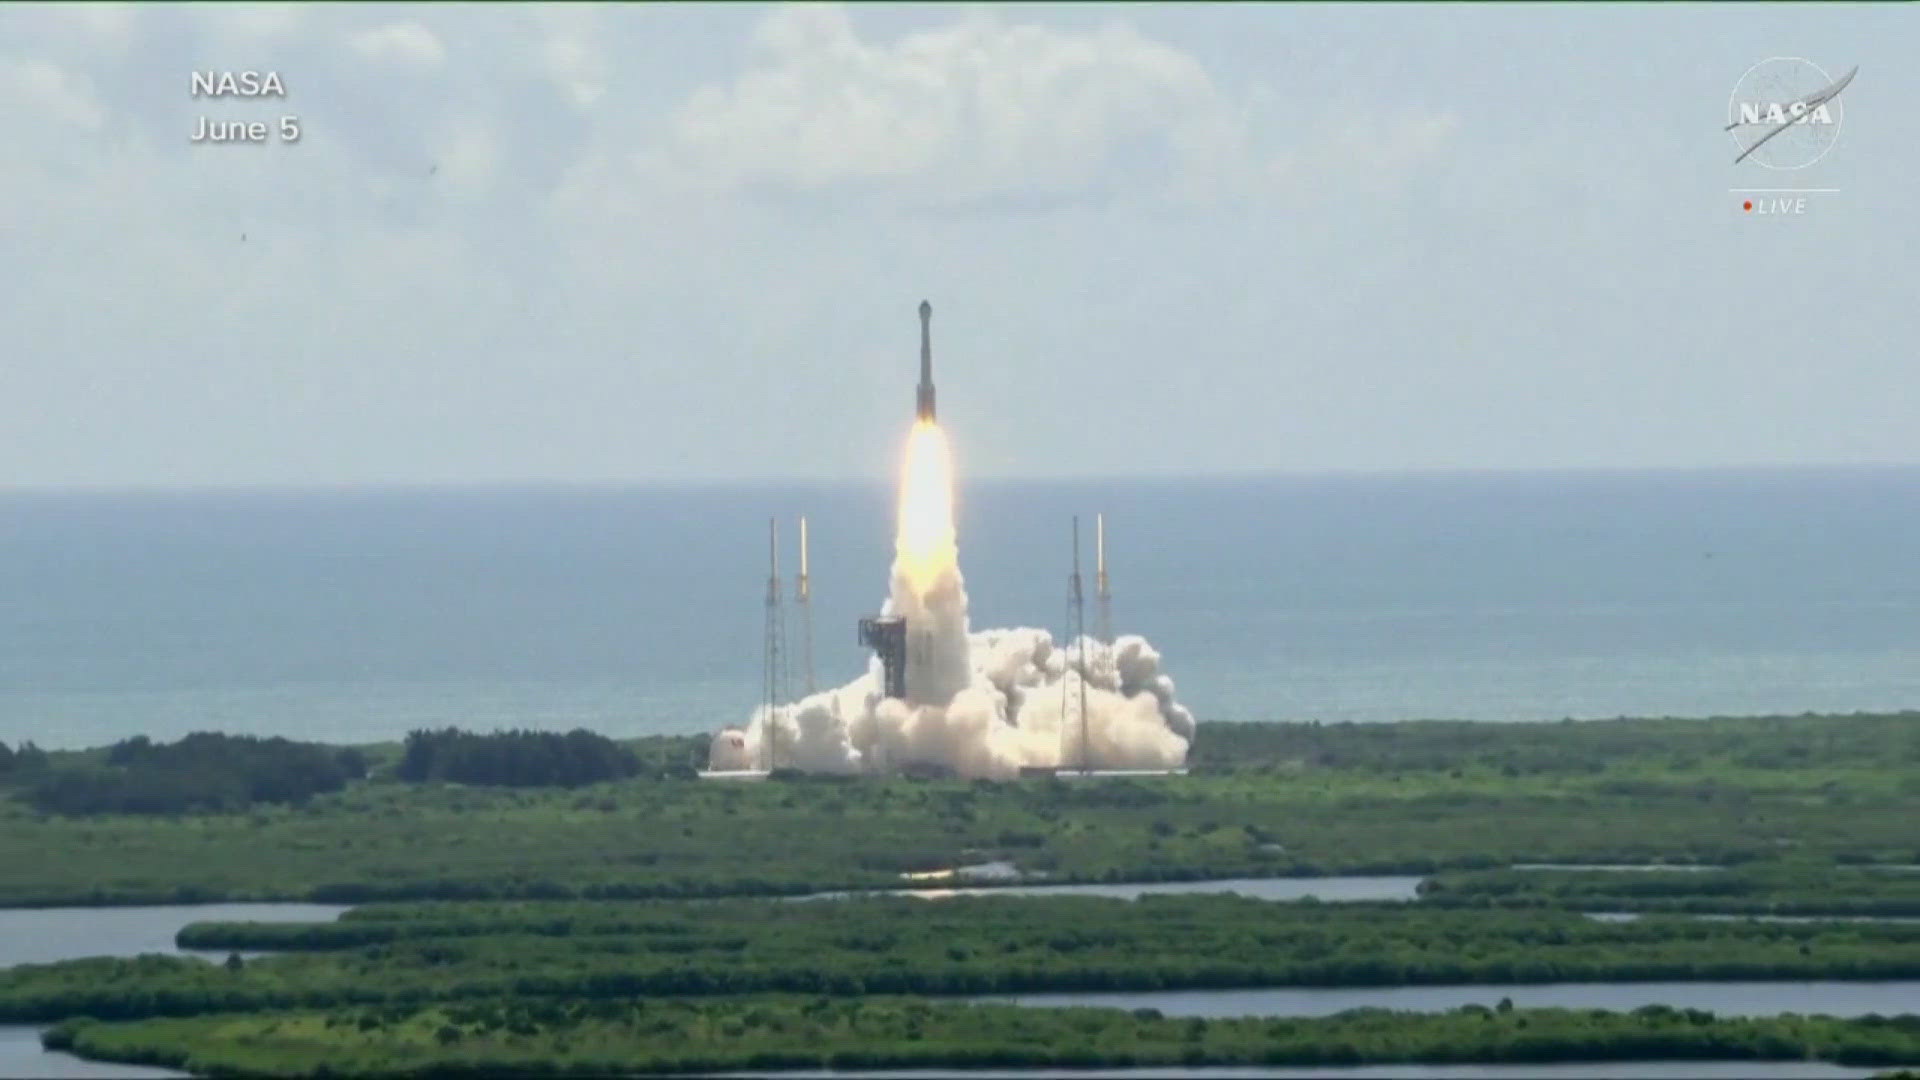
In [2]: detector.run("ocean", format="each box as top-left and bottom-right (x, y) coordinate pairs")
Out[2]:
(3, 468), (1918, 751)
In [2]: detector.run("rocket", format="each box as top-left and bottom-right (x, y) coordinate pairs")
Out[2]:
(916, 300), (936, 421)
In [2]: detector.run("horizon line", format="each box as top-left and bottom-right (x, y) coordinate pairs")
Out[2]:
(4, 461), (1920, 496)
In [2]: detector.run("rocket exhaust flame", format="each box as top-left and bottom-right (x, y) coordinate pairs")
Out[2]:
(895, 420), (957, 601)
(709, 302), (1196, 778)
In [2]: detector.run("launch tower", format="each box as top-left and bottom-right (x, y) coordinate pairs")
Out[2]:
(1065, 515), (1090, 772)
(762, 518), (787, 771)
(1095, 512), (1112, 644)
(859, 615), (907, 699)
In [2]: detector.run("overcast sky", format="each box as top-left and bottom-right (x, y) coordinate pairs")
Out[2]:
(0, 2), (1913, 486)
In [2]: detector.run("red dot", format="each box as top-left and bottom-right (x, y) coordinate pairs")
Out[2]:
(1743, 200), (1753, 212)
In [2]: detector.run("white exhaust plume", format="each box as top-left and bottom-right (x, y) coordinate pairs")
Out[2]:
(709, 423), (1196, 779)
(707, 627), (1197, 779)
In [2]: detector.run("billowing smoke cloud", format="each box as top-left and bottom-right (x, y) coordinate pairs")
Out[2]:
(708, 527), (1196, 779)
(710, 420), (1195, 779)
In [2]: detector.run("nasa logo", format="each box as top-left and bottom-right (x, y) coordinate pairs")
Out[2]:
(1734, 100), (1835, 127)
(189, 71), (287, 97)
(1725, 58), (1848, 171)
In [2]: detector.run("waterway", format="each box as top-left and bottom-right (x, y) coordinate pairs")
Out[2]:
(0, 1026), (187, 1078)
(0, 903), (349, 969)
(805, 876), (1425, 903)
(2, 903), (346, 1079)
(1511, 863), (1726, 872)
(6, 895), (1917, 1078)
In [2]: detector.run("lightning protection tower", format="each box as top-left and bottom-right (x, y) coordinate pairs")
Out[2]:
(1095, 512), (1113, 645)
(762, 517), (788, 771)
(1064, 516), (1090, 773)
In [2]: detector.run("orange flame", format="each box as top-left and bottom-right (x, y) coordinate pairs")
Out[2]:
(895, 420), (957, 597)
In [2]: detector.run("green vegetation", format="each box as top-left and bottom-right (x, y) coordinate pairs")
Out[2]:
(394, 728), (642, 788)
(0, 741), (50, 776)
(8, 713), (1920, 1075)
(43, 1000), (1920, 1077)
(1423, 865), (1920, 917)
(21, 734), (368, 817)
(11, 897), (1920, 1023)
(1, 713), (1916, 906)
(1190, 711), (1920, 780)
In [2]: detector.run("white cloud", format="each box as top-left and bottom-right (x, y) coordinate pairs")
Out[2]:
(1269, 113), (1461, 194)
(202, 3), (307, 42)
(656, 4), (1457, 211)
(0, 2), (1909, 486)
(540, 35), (605, 108)
(0, 59), (103, 130)
(435, 118), (501, 195)
(1339, 114), (1460, 174)
(52, 3), (137, 49)
(531, 8), (609, 109)
(351, 21), (446, 67)
(665, 4), (1247, 206)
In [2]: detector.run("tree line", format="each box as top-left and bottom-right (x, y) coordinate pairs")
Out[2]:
(43, 997), (1920, 1078)
(18, 733), (368, 816)
(395, 728), (640, 788)
(1420, 865), (1920, 916)
(19, 895), (1920, 1024)
(0, 741), (50, 776)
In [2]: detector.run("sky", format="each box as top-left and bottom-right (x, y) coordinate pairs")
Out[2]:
(0, 2), (1914, 487)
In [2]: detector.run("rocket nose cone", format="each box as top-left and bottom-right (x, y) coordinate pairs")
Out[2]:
(919, 300), (931, 319)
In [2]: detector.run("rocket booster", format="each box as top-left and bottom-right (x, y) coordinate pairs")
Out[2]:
(916, 300), (936, 421)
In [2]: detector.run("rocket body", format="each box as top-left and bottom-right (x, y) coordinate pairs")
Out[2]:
(916, 300), (936, 421)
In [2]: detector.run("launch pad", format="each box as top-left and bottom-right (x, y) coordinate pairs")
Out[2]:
(1018, 766), (1190, 779)
(705, 299), (1195, 779)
